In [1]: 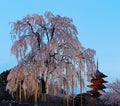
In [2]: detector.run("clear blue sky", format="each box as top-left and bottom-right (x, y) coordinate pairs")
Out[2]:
(0, 0), (120, 84)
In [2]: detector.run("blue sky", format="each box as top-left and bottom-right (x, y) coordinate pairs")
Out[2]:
(0, 0), (120, 85)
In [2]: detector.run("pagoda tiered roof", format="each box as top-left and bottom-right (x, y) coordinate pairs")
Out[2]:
(90, 78), (108, 84)
(88, 84), (106, 90)
(94, 70), (107, 78)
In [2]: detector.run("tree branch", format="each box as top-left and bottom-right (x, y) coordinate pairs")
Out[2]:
(27, 21), (35, 34)
(50, 27), (55, 40)
(38, 24), (50, 42)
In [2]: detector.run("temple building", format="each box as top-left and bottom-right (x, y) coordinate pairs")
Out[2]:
(87, 60), (108, 97)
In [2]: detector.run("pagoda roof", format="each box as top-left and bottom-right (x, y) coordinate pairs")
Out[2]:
(88, 84), (106, 90)
(91, 79), (108, 84)
(95, 72), (107, 78)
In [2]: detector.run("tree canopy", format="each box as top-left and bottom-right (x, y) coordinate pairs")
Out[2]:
(6, 11), (96, 103)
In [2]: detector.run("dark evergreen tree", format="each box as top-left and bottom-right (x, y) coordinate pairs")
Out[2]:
(0, 70), (12, 102)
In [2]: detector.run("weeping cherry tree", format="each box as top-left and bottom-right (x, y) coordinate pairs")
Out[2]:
(6, 11), (96, 106)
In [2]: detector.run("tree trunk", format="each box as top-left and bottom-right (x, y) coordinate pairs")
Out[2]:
(34, 85), (38, 106)
(72, 75), (75, 106)
(66, 62), (69, 106)
(16, 86), (19, 102)
(41, 74), (47, 102)
(19, 80), (22, 104)
(46, 81), (49, 94)
(80, 84), (82, 106)
(80, 71), (83, 106)
(34, 67), (38, 106)
(79, 58), (83, 106)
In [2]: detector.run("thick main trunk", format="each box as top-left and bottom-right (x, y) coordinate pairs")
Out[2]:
(41, 74), (47, 102)
(41, 78), (46, 93)
(41, 93), (46, 102)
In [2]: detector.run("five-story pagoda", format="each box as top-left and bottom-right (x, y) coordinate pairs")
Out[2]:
(88, 60), (108, 97)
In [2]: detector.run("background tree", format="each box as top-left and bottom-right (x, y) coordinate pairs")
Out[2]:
(6, 11), (96, 105)
(100, 80), (120, 105)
